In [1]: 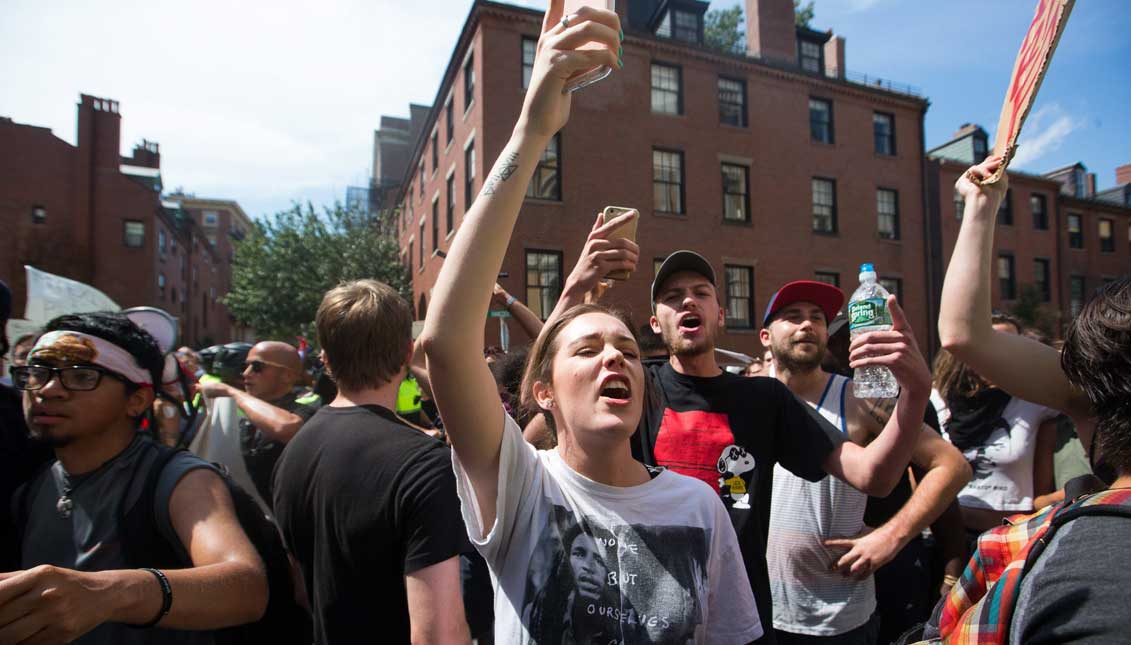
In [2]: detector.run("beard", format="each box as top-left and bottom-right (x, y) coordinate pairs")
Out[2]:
(661, 322), (715, 359)
(27, 425), (73, 448)
(771, 338), (826, 374)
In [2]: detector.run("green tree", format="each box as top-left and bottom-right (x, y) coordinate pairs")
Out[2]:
(224, 203), (410, 341)
(794, 0), (815, 28)
(704, 6), (746, 55)
(1008, 284), (1056, 338)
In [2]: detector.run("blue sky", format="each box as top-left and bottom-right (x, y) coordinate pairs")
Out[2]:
(1, 0), (1127, 219)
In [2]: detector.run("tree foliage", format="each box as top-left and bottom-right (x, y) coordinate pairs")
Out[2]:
(1009, 284), (1056, 338)
(224, 203), (409, 341)
(794, 0), (815, 28)
(704, 6), (746, 55)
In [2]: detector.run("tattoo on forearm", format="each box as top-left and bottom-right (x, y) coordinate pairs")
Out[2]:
(866, 398), (898, 427)
(481, 152), (520, 195)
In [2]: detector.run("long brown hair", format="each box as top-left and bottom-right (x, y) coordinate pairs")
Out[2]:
(520, 303), (650, 438)
(933, 313), (1023, 400)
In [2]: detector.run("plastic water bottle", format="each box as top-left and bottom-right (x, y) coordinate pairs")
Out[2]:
(848, 263), (899, 399)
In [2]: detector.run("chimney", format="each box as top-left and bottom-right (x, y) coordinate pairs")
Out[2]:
(1117, 164), (1131, 186)
(824, 35), (845, 79)
(1086, 173), (1096, 198)
(77, 94), (122, 171)
(746, 0), (797, 64)
(125, 139), (161, 169)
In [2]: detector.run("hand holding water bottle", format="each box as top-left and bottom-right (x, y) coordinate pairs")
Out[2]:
(847, 292), (930, 400)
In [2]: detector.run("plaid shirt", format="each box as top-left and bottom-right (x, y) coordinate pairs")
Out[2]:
(918, 488), (1131, 644)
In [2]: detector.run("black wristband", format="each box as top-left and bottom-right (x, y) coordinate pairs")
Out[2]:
(137, 567), (173, 628)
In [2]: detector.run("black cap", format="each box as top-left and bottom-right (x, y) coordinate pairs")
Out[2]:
(651, 251), (716, 307)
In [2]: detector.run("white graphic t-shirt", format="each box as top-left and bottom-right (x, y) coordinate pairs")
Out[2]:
(454, 412), (763, 644)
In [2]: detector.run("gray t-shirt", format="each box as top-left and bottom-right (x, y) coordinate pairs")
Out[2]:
(1010, 514), (1131, 644)
(19, 435), (216, 645)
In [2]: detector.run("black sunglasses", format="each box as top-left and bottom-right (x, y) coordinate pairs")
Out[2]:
(244, 359), (287, 373)
(10, 365), (129, 392)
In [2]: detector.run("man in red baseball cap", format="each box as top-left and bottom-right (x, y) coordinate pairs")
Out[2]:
(760, 280), (968, 643)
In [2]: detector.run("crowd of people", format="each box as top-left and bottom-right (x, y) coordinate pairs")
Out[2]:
(2, 3), (1129, 644)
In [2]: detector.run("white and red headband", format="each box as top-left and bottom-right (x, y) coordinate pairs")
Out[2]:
(28, 330), (154, 386)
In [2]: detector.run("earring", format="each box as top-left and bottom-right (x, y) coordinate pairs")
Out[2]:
(545, 400), (554, 409)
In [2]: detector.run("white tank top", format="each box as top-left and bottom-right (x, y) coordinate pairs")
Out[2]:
(766, 373), (875, 636)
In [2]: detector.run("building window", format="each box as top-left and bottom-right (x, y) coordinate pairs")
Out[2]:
(419, 164), (425, 198)
(718, 77), (746, 127)
(1031, 194), (1048, 230)
(445, 98), (454, 144)
(798, 38), (823, 74)
(954, 189), (965, 220)
(464, 143), (476, 211)
(812, 178), (837, 233)
(419, 223), (426, 268)
(873, 112), (895, 155)
(672, 9), (701, 43)
(463, 53), (475, 111)
(1068, 213), (1083, 248)
(651, 63), (682, 115)
(157, 273), (166, 298)
(408, 239), (414, 273)
(203, 211), (219, 227)
(972, 134), (988, 162)
(159, 229), (167, 254)
(431, 132), (439, 173)
(721, 163), (749, 223)
(653, 257), (666, 277)
(446, 174), (455, 235)
(527, 134), (561, 200)
(998, 253), (1016, 300)
(998, 188), (1013, 225)
(877, 188), (899, 240)
(526, 250), (563, 320)
(1099, 218), (1115, 252)
(124, 220), (145, 248)
(31, 205), (46, 224)
(879, 277), (903, 302)
(1033, 258), (1051, 302)
(431, 198), (439, 253)
(1069, 276), (1086, 317)
(809, 98), (833, 144)
(653, 149), (684, 214)
(1074, 167), (1086, 198)
(815, 271), (840, 287)
(725, 265), (754, 329)
(522, 37), (536, 88)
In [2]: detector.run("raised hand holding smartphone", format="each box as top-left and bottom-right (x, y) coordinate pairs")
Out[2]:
(562, 0), (618, 92)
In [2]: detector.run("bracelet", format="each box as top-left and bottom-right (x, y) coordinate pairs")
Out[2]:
(504, 295), (517, 308)
(137, 568), (173, 628)
(942, 574), (960, 587)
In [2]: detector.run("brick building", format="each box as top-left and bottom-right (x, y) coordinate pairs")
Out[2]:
(381, 0), (932, 356)
(926, 125), (1131, 334)
(0, 93), (247, 346)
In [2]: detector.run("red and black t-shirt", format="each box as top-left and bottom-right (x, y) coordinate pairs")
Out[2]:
(635, 362), (845, 644)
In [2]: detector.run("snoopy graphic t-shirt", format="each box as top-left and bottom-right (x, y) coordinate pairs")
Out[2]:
(453, 412), (763, 644)
(636, 363), (846, 644)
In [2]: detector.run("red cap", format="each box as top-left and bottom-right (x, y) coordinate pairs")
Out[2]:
(763, 281), (845, 327)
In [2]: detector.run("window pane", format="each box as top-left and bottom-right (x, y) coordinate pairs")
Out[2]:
(1099, 219), (1115, 252)
(673, 10), (699, 42)
(997, 255), (1015, 300)
(1069, 276), (1086, 317)
(809, 99), (832, 144)
(653, 150), (683, 214)
(722, 163), (749, 222)
(812, 178), (835, 233)
(998, 189), (1013, 225)
(651, 64), (681, 114)
(879, 278), (902, 302)
(465, 145), (476, 210)
(814, 272), (840, 287)
(526, 252), (562, 320)
(522, 38), (536, 89)
(527, 135), (561, 200)
(877, 189), (898, 240)
(799, 40), (822, 73)
(1068, 214), (1083, 248)
(718, 78), (745, 127)
(1030, 194), (1048, 229)
(873, 113), (894, 155)
(124, 221), (145, 247)
(1033, 259), (1050, 302)
(725, 266), (753, 328)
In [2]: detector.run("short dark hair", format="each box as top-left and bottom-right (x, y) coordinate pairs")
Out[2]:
(1061, 279), (1131, 474)
(43, 311), (164, 388)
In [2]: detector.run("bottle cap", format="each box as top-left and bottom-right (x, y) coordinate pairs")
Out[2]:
(860, 263), (875, 273)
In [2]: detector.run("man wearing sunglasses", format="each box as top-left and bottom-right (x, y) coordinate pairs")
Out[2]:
(195, 341), (319, 508)
(4, 312), (267, 643)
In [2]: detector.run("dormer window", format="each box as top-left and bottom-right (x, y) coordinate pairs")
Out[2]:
(655, 5), (703, 45)
(798, 38), (823, 74)
(972, 133), (988, 163)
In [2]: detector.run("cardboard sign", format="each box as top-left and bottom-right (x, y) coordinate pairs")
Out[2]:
(981, 0), (1075, 185)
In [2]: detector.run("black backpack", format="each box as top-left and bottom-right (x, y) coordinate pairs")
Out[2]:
(15, 443), (310, 644)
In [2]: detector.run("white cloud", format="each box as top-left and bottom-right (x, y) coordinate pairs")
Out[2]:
(1010, 104), (1082, 168)
(0, 0), (546, 219)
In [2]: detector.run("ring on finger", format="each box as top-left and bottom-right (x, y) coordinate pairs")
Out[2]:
(561, 14), (571, 29)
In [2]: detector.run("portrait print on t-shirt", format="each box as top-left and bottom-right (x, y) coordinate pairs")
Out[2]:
(520, 504), (712, 644)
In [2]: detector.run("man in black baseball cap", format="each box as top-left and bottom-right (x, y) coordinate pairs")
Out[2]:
(555, 245), (928, 643)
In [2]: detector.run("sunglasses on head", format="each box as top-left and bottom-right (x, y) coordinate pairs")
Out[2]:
(10, 364), (130, 392)
(244, 359), (288, 373)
